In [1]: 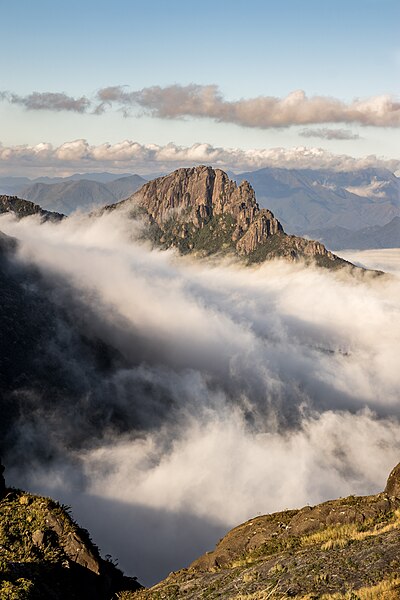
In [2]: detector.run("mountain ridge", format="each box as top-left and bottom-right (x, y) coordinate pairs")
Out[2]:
(0, 194), (65, 221)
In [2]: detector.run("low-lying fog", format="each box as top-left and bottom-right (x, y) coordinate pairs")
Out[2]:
(1, 210), (400, 585)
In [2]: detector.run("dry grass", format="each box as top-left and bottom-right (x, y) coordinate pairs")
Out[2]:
(301, 509), (400, 551)
(315, 576), (400, 599)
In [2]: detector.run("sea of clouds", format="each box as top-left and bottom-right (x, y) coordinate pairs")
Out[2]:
(1, 210), (400, 584)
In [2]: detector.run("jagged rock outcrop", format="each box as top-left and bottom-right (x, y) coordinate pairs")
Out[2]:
(0, 194), (65, 221)
(130, 462), (400, 599)
(385, 462), (400, 498)
(236, 209), (283, 253)
(112, 166), (347, 268)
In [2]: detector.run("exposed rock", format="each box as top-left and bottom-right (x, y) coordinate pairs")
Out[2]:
(32, 528), (45, 546)
(385, 462), (400, 497)
(44, 510), (102, 575)
(236, 209), (283, 254)
(110, 166), (349, 268)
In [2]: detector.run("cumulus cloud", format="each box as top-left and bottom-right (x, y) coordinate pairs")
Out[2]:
(1, 209), (400, 583)
(2, 85), (400, 128)
(299, 127), (361, 140)
(0, 91), (91, 113)
(0, 138), (399, 176)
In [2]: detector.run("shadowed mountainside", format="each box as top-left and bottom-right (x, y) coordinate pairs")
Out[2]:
(0, 461), (142, 599)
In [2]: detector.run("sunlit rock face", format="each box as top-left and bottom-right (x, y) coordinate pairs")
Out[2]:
(115, 165), (343, 266)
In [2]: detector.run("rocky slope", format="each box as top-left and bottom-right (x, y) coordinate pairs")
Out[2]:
(0, 461), (142, 599)
(130, 463), (400, 599)
(0, 195), (64, 221)
(111, 166), (347, 268)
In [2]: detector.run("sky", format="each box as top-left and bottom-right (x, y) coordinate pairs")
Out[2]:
(0, 0), (399, 175)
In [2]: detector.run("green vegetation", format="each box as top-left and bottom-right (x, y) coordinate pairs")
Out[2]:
(147, 213), (237, 257)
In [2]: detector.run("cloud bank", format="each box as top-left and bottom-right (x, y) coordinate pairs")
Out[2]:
(96, 85), (400, 128)
(1, 210), (400, 583)
(1, 139), (399, 176)
(2, 85), (400, 128)
(0, 213), (400, 582)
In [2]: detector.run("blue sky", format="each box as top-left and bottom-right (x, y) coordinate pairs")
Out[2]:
(0, 0), (399, 175)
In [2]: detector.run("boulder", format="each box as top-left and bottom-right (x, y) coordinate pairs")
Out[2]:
(385, 462), (400, 498)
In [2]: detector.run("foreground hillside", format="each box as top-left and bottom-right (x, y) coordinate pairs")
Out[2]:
(0, 463), (142, 599)
(3, 463), (400, 599)
(129, 464), (400, 599)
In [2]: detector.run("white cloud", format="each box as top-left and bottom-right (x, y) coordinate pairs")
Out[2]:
(0, 139), (399, 176)
(2, 210), (400, 583)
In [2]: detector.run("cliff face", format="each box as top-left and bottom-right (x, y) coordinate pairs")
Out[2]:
(116, 166), (345, 267)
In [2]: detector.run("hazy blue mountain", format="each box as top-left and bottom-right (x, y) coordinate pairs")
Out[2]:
(60, 171), (134, 183)
(0, 176), (32, 195)
(235, 167), (400, 234)
(21, 180), (118, 214)
(306, 216), (400, 250)
(106, 174), (147, 201)
(0, 172), (144, 198)
(19, 174), (146, 214)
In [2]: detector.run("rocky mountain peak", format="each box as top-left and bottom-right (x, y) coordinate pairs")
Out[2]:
(115, 166), (346, 267)
(130, 165), (262, 235)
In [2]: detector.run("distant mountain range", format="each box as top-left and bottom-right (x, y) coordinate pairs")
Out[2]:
(0, 173), (146, 214)
(306, 216), (400, 250)
(1, 166), (399, 248)
(234, 167), (400, 249)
